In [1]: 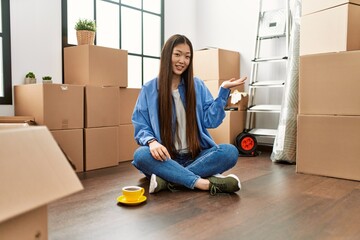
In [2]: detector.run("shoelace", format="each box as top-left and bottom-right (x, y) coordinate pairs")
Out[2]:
(209, 183), (226, 195)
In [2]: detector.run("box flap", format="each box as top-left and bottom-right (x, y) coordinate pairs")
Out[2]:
(302, 0), (360, 16)
(0, 126), (83, 223)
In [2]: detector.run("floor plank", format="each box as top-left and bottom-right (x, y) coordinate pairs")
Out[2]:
(48, 151), (360, 240)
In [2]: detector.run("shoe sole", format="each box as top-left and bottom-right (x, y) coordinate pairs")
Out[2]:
(149, 174), (158, 194)
(213, 173), (242, 191)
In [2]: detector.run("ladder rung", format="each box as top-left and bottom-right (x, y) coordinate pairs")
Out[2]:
(248, 128), (277, 137)
(258, 33), (286, 40)
(248, 105), (281, 112)
(249, 81), (285, 88)
(252, 56), (288, 62)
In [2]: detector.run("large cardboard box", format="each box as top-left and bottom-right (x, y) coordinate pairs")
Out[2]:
(64, 45), (127, 87)
(193, 48), (240, 81)
(204, 79), (244, 99)
(119, 88), (140, 124)
(0, 126), (83, 239)
(51, 129), (84, 173)
(300, 3), (360, 56)
(302, 0), (360, 16)
(299, 51), (360, 115)
(118, 124), (138, 162)
(85, 86), (120, 128)
(208, 110), (246, 145)
(84, 126), (119, 171)
(14, 84), (84, 130)
(297, 115), (360, 181)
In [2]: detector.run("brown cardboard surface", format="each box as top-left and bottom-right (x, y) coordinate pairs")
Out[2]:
(119, 88), (140, 125)
(208, 110), (246, 145)
(64, 45), (127, 87)
(296, 115), (360, 181)
(14, 84), (84, 130)
(84, 127), (119, 171)
(299, 51), (360, 115)
(118, 124), (138, 162)
(0, 206), (47, 239)
(302, 0), (360, 15)
(226, 92), (248, 111)
(85, 86), (120, 128)
(300, 4), (360, 56)
(0, 126), (83, 224)
(204, 79), (244, 99)
(51, 129), (84, 173)
(193, 48), (240, 81)
(0, 116), (35, 124)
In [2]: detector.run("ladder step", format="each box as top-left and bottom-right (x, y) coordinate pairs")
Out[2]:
(252, 56), (288, 62)
(249, 80), (285, 88)
(248, 128), (277, 137)
(258, 33), (286, 40)
(248, 104), (281, 112)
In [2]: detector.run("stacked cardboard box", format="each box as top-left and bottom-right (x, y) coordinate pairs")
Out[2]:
(0, 126), (83, 239)
(64, 45), (128, 171)
(297, 0), (360, 181)
(193, 48), (247, 144)
(14, 84), (85, 172)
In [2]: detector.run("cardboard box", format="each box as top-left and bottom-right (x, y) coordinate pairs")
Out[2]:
(14, 84), (84, 130)
(0, 116), (35, 125)
(51, 129), (84, 173)
(208, 110), (246, 145)
(297, 115), (360, 181)
(226, 91), (248, 111)
(118, 124), (138, 162)
(204, 79), (244, 99)
(64, 45), (127, 87)
(302, 0), (360, 16)
(119, 88), (140, 124)
(85, 86), (120, 128)
(300, 3), (360, 56)
(0, 126), (83, 239)
(193, 48), (240, 81)
(299, 51), (360, 115)
(84, 126), (119, 171)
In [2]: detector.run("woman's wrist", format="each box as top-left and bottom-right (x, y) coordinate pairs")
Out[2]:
(147, 138), (157, 145)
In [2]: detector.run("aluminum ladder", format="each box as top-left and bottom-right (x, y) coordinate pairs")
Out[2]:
(246, 0), (291, 145)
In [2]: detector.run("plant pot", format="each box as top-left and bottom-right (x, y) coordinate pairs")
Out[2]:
(24, 78), (36, 84)
(42, 80), (53, 84)
(76, 30), (95, 45)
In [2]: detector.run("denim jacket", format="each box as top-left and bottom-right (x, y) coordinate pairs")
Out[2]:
(131, 77), (230, 149)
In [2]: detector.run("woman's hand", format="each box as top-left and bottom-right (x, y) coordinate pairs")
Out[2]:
(149, 140), (171, 161)
(221, 76), (247, 89)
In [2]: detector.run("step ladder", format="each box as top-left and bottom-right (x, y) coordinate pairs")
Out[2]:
(246, 0), (291, 146)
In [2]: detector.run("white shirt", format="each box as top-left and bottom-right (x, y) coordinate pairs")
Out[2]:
(172, 89), (188, 153)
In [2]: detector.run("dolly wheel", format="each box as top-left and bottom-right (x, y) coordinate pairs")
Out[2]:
(241, 136), (255, 151)
(235, 132), (258, 154)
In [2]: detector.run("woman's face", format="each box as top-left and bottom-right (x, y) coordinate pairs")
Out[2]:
(171, 43), (191, 77)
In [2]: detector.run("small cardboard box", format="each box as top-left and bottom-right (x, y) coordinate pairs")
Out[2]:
(193, 48), (240, 81)
(118, 124), (138, 162)
(204, 79), (244, 99)
(299, 51), (360, 115)
(226, 91), (248, 111)
(302, 0), (360, 16)
(14, 84), (84, 130)
(51, 129), (84, 173)
(208, 110), (246, 145)
(84, 126), (119, 171)
(0, 126), (83, 239)
(300, 3), (360, 56)
(119, 88), (140, 125)
(64, 45), (128, 87)
(297, 114), (360, 181)
(0, 116), (35, 124)
(85, 86), (120, 128)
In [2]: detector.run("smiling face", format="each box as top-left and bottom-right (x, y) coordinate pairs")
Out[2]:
(171, 43), (191, 77)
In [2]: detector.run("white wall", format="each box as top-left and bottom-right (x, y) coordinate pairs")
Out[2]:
(0, 0), (62, 116)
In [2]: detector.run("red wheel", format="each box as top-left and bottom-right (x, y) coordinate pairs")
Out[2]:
(235, 132), (258, 155)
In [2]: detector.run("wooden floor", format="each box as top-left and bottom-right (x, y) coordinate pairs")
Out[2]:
(48, 150), (360, 240)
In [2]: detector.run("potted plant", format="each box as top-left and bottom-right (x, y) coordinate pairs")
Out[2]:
(24, 72), (36, 84)
(42, 76), (53, 84)
(74, 18), (96, 45)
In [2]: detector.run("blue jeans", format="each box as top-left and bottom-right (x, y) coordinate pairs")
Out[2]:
(132, 144), (239, 189)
